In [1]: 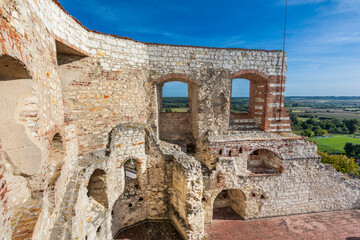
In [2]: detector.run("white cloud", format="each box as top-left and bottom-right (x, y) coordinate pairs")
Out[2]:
(223, 36), (246, 47)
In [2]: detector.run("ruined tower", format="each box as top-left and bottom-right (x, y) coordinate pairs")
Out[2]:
(0, 0), (359, 240)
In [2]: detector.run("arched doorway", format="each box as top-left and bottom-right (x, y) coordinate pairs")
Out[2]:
(212, 189), (246, 220)
(157, 78), (198, 151)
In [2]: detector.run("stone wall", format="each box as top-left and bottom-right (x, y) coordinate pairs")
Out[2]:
(159, 112), (193, 149)
(0, 140), (11, 240)
(202, 133), (360, 223)
(0, 0), (359, 240)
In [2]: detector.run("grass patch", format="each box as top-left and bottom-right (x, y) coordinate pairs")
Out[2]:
(309, 134), (360, 154)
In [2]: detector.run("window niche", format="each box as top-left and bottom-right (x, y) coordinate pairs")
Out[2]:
(247, 149), (283, 175)
(158, 79), (198, 152)
(229, 72), (267, 131)
(123, 158), (140, 196)
(87, 169), (109, 208)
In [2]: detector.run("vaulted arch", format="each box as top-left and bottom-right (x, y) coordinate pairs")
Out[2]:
(0, 54), (41, 175)
(212, 189), (247, 220)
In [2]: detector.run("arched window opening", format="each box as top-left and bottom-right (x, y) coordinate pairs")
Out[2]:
(87, 169), (108, 208)
(218, 149), (222, 155)
(229, 73), (266, 131)
(213, 189), (246, 220)
(123, 158), (140, 196)
(49, 133), (64, 166)
(158, 80), (198, 152)
(248, 149), (283, 175)
(228, 150), (232, 157)
(239, 148), (243, 154)
(124, 158), (137, 180)
(231, 79), (250, 114)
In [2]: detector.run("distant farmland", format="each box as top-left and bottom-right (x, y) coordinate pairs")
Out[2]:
(287, 107), (360, 120)
(309, 135), (360, 154)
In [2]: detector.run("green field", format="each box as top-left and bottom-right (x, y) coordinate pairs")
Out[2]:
(309, 135), (360, 154)
(162, 107), (189, 112)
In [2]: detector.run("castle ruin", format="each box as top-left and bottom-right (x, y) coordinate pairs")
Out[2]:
(0, 0), (359, 239)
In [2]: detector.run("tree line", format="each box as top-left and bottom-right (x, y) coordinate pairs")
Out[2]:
(290, 114), (360, 137)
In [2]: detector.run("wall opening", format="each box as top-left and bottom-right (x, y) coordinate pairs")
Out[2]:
(229, 73), (267, 131)
(231, 78), (249, 114)
(55, 40), (86, 65)
(87, 169), (108, 208)
(247, 149), (283, 175)
(161, 81), (188, 113)
(186, 143), (196, 154)
(123, 158), (140, 196)
(124, 158), (137, 180)
(158, 80), (198, 151)
(0, 55), (41, 175)
(213, 189), (246, 220)
(47, 133), (65, 209)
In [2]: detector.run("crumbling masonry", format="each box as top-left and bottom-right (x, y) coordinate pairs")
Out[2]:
(0, 0), (359, 239)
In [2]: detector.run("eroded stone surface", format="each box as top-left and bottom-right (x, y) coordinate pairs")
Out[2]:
(0, 0), (359, 240)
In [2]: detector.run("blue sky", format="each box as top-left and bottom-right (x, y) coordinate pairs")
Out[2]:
(59, 0), (360, 96)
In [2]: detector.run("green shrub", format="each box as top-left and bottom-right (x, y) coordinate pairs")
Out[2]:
(318, 150), (359, 175)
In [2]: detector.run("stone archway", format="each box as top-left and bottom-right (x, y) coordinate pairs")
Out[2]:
(212, 189), (247, 220)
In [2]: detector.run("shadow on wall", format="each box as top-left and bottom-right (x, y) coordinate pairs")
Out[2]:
(87, 169), (109, 208)
(47, 133), (65, 212)
(0, 55), (42, 175)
